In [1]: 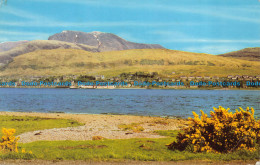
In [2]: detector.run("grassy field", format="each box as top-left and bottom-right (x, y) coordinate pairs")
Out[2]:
(1, 48), (259, 78)
(0, 115), (83, 137)
(1, 133), (258, 161)
(18, 137), (257, 161)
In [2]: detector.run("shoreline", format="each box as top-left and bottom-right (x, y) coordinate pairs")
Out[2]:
(0, 111), (185, 119)
(0, 111), (188, 123)
(0, 111), (188, 143)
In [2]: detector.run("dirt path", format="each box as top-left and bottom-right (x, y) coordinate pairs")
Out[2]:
(0, 112), (188, 143)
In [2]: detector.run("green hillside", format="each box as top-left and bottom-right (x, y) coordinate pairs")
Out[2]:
(0, 49), (259, 78)
(0, 40), (97, 66)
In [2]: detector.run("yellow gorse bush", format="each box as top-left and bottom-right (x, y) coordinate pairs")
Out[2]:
(0, 128), (20, 152)
(167, 106), (260, 153)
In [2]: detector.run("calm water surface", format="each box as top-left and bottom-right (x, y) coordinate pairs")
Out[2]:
(0, 88), (259, 118)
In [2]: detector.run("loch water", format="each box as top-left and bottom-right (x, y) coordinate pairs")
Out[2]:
(0, 88), (259, 118)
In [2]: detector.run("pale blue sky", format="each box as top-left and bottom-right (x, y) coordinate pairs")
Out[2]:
(0, 0), (259, 54)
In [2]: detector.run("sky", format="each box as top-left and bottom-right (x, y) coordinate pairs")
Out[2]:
(0, 0), (259, 54)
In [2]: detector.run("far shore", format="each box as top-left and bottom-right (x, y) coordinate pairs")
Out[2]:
(0, 111), (188, 143)
(0, 86), (259, 90)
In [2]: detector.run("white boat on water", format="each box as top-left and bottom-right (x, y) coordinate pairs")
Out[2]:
(80, 85), (95, 89)
(96, 85), (116, 89)
(80, 85), (116, 89)
(69, 86), (78, 89)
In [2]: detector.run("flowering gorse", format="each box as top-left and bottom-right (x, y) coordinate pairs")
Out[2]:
(0, 128), (20, 152)
(167, 106), (260, 153)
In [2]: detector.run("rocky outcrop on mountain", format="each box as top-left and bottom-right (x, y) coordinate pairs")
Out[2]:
(48, 31), (164, 52)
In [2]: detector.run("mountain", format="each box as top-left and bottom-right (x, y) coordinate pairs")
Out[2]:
(219, 47), (260, 61)
(0, 31), (165, 67)
(48, 31), (164, 52)
(0, 41), (29, 53)
(1, 48), (259, 78)
(0, 40), (98, 66)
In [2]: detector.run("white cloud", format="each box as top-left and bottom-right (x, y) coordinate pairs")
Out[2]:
(150, 30), (260, 44)
(116, 32), (148, 43)
(17, 0), (119, 6)
(0, 30), (49, 36)
(0, 20), (200, 27)
(0, 30), (50, 42)
(19, 0), (98, 4)
(185, 45), (241, 55)
(0, 6), (51, 21)
(163, 39), (260, 44)
(13, 0), (260, 24)
(0, 37), (9, 42)
(149, 30), (190, 40)
(143, 4), (260, 24)
(232, 6), (260, 13)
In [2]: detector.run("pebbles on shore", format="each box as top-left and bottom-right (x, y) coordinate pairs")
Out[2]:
(0, 112), (187, 143)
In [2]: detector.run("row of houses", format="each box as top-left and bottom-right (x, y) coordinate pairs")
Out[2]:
(174, 75), (260, 81)
(1, 74), (260, 83)
(179, 76), (217, 80)
(102, 74), (260, 82)
(227, 75), (260, 80)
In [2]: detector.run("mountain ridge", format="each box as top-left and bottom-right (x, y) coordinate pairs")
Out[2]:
(0, 41), (29, 53)
(218, 47), (260, 61)
(0, 40), (98, 67)
(48, 30), (164, 52)
(0, 31), (165, 66)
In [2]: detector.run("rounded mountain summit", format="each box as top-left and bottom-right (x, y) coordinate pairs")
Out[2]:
(48, 31), (165, 52)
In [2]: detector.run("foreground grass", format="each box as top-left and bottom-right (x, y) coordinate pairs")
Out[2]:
(154, 130), (181, 137)
(9, 137), (257, 161)
(0, 115), (83, 137)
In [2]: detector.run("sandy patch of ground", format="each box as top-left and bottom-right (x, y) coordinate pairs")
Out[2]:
(0, 112), (188, 143)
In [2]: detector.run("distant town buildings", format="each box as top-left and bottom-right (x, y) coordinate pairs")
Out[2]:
(0, 73), (259, 89)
